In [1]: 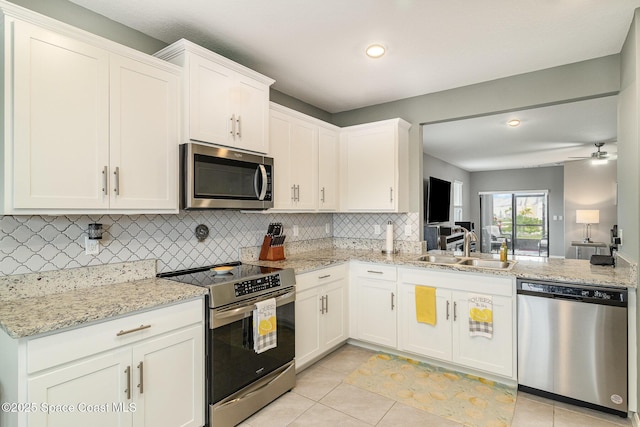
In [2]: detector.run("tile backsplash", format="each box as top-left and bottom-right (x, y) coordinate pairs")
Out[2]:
(0, 211), (420, 276)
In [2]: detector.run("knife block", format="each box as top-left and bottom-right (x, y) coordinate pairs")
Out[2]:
(258, 235), (285, 261)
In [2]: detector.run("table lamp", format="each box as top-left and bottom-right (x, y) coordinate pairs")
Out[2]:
(576, 209), (599, 243)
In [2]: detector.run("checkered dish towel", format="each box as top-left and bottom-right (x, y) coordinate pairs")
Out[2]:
(253, 298), (277, 354)
(468, 293), (493, 338)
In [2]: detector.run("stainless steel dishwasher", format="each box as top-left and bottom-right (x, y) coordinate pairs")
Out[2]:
(517, 279), (628, 417)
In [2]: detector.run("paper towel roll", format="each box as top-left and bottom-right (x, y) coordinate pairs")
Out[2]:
(385, 221), (394, 253)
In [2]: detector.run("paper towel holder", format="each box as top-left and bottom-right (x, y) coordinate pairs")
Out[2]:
(382, 220), (399, 254)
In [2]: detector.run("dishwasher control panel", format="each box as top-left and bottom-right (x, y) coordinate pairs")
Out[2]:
(518, 280), (627, 304)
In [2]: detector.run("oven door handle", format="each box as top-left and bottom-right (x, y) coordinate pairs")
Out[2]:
(212, 291), (295, 327)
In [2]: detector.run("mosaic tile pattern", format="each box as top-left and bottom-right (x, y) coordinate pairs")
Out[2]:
(334, 212), (420, 241)
(0, 212), (420, 276)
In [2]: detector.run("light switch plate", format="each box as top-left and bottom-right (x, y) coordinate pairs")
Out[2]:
(404, 224), (412, 236)
(374, 225), (381, 235)
(85, 236), (99, 255)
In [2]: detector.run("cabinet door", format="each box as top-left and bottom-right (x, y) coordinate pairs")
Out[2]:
(290, 119), (318, 210)
(188, 54), (234, 146)
(323, 278), (348, 349)
(451, 291), (513, 377)
(28, 349), (132, 427)
(131, 325), (204, 427)
(269, 111), (295, 209)
(109, 55), (179, 210)
(318, 128), (339, 211)
(234, 75), (270, 153)
(355, 278), (397, 347)
(344, 125), (395, 211)
(398, 285), (452, 361)
(12, 20), (110, 210)
(295, 287), (322, 369)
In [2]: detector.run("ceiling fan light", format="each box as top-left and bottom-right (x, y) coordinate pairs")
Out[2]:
(592, 158), (608, 165)
(507, 119), (521, 127)
(366, 44), (386, 58)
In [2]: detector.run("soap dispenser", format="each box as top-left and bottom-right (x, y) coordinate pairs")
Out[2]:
(499, 240), (508, 262)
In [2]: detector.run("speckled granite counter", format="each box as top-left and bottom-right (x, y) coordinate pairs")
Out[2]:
(0, 260), (208, 339)
(244, 247), (637, 289)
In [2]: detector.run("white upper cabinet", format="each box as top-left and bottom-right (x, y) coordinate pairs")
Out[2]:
(317, 126), (339, 211)
(109, 55), (179, 211)
(270, 108), (318, 210)
(2, 10), (181, 214)
(340, 119), (410, 212)
(155, 39), (274, 154)
(269, 103), (340, 212)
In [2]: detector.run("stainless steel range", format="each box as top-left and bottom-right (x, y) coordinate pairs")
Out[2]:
(159, 263), (296, 427)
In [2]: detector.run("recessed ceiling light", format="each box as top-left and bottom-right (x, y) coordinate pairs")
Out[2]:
(507, 119), (521, 127)
(366, 44), (386, 58)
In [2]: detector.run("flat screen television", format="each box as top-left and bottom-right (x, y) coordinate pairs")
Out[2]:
(425, 176), (451, 224)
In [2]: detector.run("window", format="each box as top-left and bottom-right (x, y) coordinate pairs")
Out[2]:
(453, 180), (463, 221)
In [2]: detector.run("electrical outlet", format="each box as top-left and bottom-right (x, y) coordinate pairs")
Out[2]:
(293, 225), (299, 237)
(85, 236), (99, 255)
(325, 223), (331, 234)
(374, 224), (381, 235)
(404, 224), (412, 236)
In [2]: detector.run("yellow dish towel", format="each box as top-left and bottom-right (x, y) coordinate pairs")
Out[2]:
(415, 286), (437, 325)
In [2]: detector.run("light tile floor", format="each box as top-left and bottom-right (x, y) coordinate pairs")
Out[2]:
(240, 344), (633, 427)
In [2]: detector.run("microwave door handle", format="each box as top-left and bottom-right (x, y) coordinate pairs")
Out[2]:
(254, 164), (268, 201)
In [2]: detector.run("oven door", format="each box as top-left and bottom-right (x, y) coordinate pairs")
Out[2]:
(210, 289), (295, 404)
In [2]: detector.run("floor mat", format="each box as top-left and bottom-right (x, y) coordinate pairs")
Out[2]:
(344, 353), (517, 427)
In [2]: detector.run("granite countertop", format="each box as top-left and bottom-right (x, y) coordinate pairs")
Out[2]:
(246, 247), (637, 289)
(0, 261), (208, 339)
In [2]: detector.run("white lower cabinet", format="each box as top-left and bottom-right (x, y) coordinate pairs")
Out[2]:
(295, 264), (348, 370)
(3, 299), (205, 427)
(397, 268), (515, 378)
(351, 263), (398, 348)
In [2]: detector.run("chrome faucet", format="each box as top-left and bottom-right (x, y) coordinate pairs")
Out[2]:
(460, 227), (478, 257)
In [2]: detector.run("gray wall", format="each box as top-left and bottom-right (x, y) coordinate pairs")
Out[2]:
(423, 153), (471, 227)
(468, 167), (565, 257)
(564, 160), (617, 259)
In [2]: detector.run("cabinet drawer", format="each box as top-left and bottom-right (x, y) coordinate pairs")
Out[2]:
(352, 263), (397, 281)
(296, 263), (348, 292)
(27, 299), (203, 373)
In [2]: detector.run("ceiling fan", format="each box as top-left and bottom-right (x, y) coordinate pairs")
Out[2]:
(569, 142), (615, 160)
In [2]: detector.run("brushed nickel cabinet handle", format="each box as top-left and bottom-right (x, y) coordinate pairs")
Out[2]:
(367, 270), (383, 275)
(137, 361), (144, 394)
(102, 166), (108, 195)
(113, 166), (120, 196)
(454, 302), (457, 321)
(230, 115), (235, 137)
(291, 185), (295, 201)
(391, 292), (395, 310)
(325, 294), (329, 313)
(125, 365), (131, 400)
(236, 116), (241, 137)
(319, 295), (324, 314)
(321, 187), (325, 203)
(390, 187), (393, 203)
(318, 274), (331, 279)
(116, 324), (151, 336)
(446, 300), (450, 320)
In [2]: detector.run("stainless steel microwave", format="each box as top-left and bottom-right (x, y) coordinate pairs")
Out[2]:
(180, 143), (273, 210)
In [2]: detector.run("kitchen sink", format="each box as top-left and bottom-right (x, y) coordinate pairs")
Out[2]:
(415, 255), (515, 270)
(415, 255), (461, 264)
(458, 258), (511, 269)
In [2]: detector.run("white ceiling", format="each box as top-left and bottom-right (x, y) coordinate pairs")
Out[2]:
(423, 96), (618, 172)
(68, 0), (640, 114)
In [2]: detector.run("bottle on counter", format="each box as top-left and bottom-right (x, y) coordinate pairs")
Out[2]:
(499, 240), (508, 262)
